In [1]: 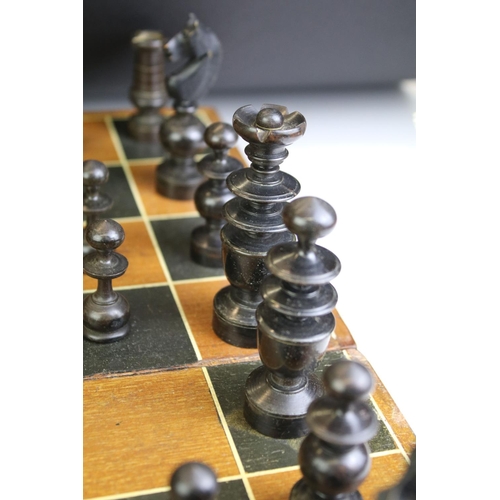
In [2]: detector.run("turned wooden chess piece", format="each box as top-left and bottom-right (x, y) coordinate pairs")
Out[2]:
(156, 14), (222, 199)
(213, 104), (305, 348)
(128, 30), (168, 143)
(170, 462), (219, 500)
(191, 122), (242, 267)
(244, 196), (341, 438)
(290, 359), (379, 500)
(83, 219), (130, 343)
(83, 160), (113, 257)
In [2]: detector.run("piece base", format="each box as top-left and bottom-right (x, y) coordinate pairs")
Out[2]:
(83, 322), (130, 343)
(128, 113), (164, 143)
(244, 366), (324, 439)
(212, 286), (259, 348)
(156, 162), (203, 200)
(190, 229), (223, 268)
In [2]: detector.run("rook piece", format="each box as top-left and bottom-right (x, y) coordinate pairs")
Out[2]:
(83, 160), (113, 257)
(156, 14), (222, 199)
(213, 104), (305, 348)
(290, 359), (379, 500)
(83, 219), (130, 343)
(244, 197), (341, 438)
(171, 462), (219, 500)
(191, 122), (242, 267)
(128, 30), (168, 143)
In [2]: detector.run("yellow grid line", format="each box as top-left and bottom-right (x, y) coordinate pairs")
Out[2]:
(104, 115), (203, 362)
(342, 350), (411, 465)
(103, 112), (256, 500)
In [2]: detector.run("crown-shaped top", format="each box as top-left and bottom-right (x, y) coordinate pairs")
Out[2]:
(233, 104), (306, 146)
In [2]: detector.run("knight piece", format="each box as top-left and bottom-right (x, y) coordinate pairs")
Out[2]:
(212, 104), (305, 348)
(290, 359), (379, 500)
(128, 30), (168, 143)
(191, 122), (242, 267)
(83, 219), (130, 343)
(83, 159), (113, 257)
(244, 197), (341, 438)
(156, 14), (222, 199)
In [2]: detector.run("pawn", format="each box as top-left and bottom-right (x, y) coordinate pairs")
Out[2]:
(170, 462), (219, 500)
(191, 122), (242, 267)
(83, 160), (113, 257)
(83, 219), (130, 343)
(290, 359), (379, 500)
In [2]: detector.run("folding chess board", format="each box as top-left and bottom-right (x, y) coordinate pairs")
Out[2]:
(83, 108), (416, 500)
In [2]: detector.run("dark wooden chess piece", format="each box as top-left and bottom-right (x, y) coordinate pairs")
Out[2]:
(156, 14), (222, 199)
(244, 196), (341, 438)
(191, 122), (242, 267)
(212, 104), (305, 348)
(83, 219), (130, 343)
(128, 30), (168, 143)
(378, 448), (416, 500)
(83, 160), (113, 257)
(290, 359), (379, 500)
(170, 462), (219, 500)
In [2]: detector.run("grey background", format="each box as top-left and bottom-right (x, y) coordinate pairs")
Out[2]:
(83, 0), (415, 104)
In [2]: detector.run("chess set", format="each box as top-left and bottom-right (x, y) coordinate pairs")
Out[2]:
(83, 14), (415, 500)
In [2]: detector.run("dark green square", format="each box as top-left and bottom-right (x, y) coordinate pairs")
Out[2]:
(207, 350), (396, 473)
(83, 285), (197, 377)
(83, 165), (140, 222)
(114, 119), (166, 160)
(151, 217), (226, 281)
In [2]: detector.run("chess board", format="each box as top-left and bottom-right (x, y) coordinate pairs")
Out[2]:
(83, 108), (416, 500)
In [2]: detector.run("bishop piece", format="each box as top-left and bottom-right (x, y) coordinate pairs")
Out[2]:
(244, 196), (341, 438)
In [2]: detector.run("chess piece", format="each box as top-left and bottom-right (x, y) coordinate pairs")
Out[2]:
(213, 104), (305, 348)
(83, 160), (113, 257)
(83, 219), (130, 343)
(378, 448), (416, 500)
(191, 122), (242, 267)
(156, 14), (222, 199)
(244, 197), (341, 438)
(290, 359), (379, 500)
(128, 30), (168, 143)
(170, 462), (219, 500)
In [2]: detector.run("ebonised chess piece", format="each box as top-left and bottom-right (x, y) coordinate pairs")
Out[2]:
(378, 448), (416, 500)
(290, 359), (379, 500)
(83, 160), (113, 257)
(191, 122), (242, 267)
(83, 219), (130, 343)
(244, 196), (341, 438)
(156, 14), (222, 199)
(170, 462), (219, 500)
(212, 104), (305, 348)
(128, 30), (168, 143)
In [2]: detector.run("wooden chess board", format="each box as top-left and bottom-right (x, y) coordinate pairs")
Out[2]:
(83, 108), (416, 500)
